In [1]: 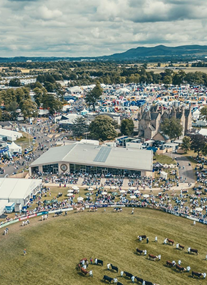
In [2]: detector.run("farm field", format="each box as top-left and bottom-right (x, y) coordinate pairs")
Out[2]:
(147, 67), (207, 74)
(0, 209), (206, 285)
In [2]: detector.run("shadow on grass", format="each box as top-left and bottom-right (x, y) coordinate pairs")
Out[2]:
(77, 272), (91, 278)
(163, 264), (171, 268)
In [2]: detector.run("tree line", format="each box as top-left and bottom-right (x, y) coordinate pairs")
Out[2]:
(2, 61), (207, 88)
(181, 134), (207, 156)
(71, 115), (134, 141)
(0, 86), (63, 121)
(0, 87), (37, 120)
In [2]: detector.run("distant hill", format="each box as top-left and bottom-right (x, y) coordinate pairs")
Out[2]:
(1, 45), (207, 63)
(101, 45), (207, 61)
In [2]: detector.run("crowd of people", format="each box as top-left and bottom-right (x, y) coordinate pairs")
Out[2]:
(1, 180), (207, 230)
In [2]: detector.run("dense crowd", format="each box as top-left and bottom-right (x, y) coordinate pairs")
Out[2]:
(1, 182), (207, 228)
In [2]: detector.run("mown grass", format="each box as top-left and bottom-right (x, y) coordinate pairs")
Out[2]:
(0, 209), (206, 285)
(154, 154), (176, 165)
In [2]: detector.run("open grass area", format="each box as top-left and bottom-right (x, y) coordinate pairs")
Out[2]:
(16, 133), (33, 150)
(15, 132), (38, 153)
(154, 154), (176, 165)
(0, 209), (206, 285)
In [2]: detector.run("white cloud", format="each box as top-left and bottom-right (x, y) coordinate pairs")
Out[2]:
(38, 6), (62, 20)
(0, 0), (206, 57)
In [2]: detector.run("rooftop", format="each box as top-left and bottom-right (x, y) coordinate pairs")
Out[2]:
(31, 143), (153, 171)
(0, 178), (42, 200)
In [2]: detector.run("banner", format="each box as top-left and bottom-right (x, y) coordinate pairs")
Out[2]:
(48, 208), (73, 214)
(37, 211), (48, 216)
(0, 219), (19, 229)
(19, 214), (37, 221)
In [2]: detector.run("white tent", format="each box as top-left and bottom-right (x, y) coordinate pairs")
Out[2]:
(129, 187), (136, 190)
(72, 186), (79, 191)
(38, 109), (49, 116)
(77, 197), (83, 202)
(0, 200), (8, 215)
(111, 186), (116, 190)
(160, 171), (168, 179)
(199, 129), (207, 137)
(195, 207), (203, 212)
(0, 129), (22, 141)
(62, 105), (72, 112)
(0, 178), (42, 206)
(130, 195), (136, 199)
(8, 142), (22, 154)
(81, 109), (89, 115)
(143, 194), (149, 198)
(88, 187), (94, 191)
(192, 109), (200, 120)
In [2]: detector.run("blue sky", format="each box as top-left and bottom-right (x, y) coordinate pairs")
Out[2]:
(0, 0), (207, 57)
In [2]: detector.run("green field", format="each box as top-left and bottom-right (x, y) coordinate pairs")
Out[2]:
(0, 209), (206, 285)
(147, 67), (207, 74)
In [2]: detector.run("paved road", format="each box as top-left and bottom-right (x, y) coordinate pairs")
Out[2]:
(166, 153), (195, 184)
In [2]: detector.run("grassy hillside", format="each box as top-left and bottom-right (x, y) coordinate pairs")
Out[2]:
(0, 209), (206, 285)
(106, 45), (207, 60)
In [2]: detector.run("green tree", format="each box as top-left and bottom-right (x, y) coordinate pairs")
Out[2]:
(172, 70), (186, 86)
(190, 134), (206, 156)
(20, 99), (38, 119)
(1, 89), (15, 105)
(34, 87), (44, 107)
(142, 63), (148, 69)
(161, 117), (183, 140)
(163, 75), (172, 85)
(85, 82), (102, 111)
(6, 101), (19, 120)
(33, 81), (43, 89)
(200, 106), (207, 119)
(72, 116), (88, 137)
(181, 136), (191, 153)
(15, 88), (24, 104)
(2, 111), (11, 121)
(44, 81), (55, 92)
(89, 115), (117, 141)
(9, 78), (21, 87)
(202, 143), (207, 156)
(121, 119), (134, 135)
(42, 93), (62, 114)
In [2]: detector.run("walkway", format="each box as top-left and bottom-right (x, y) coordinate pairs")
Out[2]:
(77, 177), (83, 185)
(44, 182), (193, 192)
(122, 178), (129, 188)
(165, 153), (195, 184)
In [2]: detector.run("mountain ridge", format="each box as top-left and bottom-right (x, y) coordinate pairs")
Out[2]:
(1, 45), (207, 62)
(102, 44), (207, 60)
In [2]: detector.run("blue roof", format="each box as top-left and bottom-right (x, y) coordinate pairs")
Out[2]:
(94, 147), (111, 163)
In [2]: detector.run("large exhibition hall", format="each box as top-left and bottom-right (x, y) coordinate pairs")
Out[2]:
(30, 143), (153, 177)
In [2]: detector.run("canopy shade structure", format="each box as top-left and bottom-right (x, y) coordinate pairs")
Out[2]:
(0, 178), (42, 206)
(8, 142), (22, 154)
(77, 197), (83, 201)
(72, 186), (79, 191)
